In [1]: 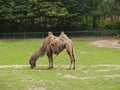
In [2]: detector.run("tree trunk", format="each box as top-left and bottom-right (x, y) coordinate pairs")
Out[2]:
(44, 16), (47, 31)
(93, 16), (98, 29)
(60, 17), (64, 30)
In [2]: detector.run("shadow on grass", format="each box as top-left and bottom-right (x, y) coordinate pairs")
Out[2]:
(32, 66), (76, 71)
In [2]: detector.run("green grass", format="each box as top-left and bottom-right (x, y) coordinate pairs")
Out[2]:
(0, 39), (120, 90)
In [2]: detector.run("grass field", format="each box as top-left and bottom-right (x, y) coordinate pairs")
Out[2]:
(0, 39), (120, 90)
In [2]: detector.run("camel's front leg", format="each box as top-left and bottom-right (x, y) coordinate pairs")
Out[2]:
(51, 56), (53, 68)
(47, 52), (53, 69)
(48, 58), (51, 69)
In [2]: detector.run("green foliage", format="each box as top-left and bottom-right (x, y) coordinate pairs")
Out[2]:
(0, 0), (120, 32)
(0, 0), (68, 20)
(39, 1), (68, 17)
(75, 16), (93, 30)
(100, 21), (120, 29)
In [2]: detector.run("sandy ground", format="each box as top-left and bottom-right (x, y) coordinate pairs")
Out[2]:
(89, 37), (120, 48)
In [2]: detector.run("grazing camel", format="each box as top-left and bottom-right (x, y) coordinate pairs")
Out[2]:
(29, 31), (76, 69)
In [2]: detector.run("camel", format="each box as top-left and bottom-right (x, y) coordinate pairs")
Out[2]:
(29, 31), (76, 69)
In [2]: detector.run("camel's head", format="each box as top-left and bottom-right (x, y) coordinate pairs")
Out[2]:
(29, 56), (36, 69)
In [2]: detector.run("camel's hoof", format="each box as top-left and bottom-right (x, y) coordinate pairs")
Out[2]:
(30, 66), (34, 69)
(67, 68), (71, 70)
(73, 67), (75, 69)
(47, 67), (53, 70)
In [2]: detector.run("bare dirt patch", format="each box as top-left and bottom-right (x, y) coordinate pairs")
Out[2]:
(27, 87), (46, 90)
(0, 65), (29, 69)
(63, 74), (97, 80)
(90, 39), (120, 48)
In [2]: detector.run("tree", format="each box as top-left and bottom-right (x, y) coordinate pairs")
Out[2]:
(0, 0), (120, 33)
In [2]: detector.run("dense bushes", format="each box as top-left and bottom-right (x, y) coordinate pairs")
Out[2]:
(0, 0), (120, 33)
(100, 21), (120, 29)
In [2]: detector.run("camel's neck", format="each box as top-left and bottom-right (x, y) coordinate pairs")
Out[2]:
(31, 52), (40, 61)
(31, 47), (44, 59)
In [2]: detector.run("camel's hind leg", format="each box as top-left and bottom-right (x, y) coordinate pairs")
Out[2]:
(72, 53), (76, 69)
(67, 47), (76, 69)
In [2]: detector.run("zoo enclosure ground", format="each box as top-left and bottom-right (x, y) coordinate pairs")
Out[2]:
(0, 38), (120, 90)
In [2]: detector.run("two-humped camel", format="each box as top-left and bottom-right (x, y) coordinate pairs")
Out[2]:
(29, 32), (75, 69)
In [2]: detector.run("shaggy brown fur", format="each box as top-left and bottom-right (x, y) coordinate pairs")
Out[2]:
(29, 31), (76, 69)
